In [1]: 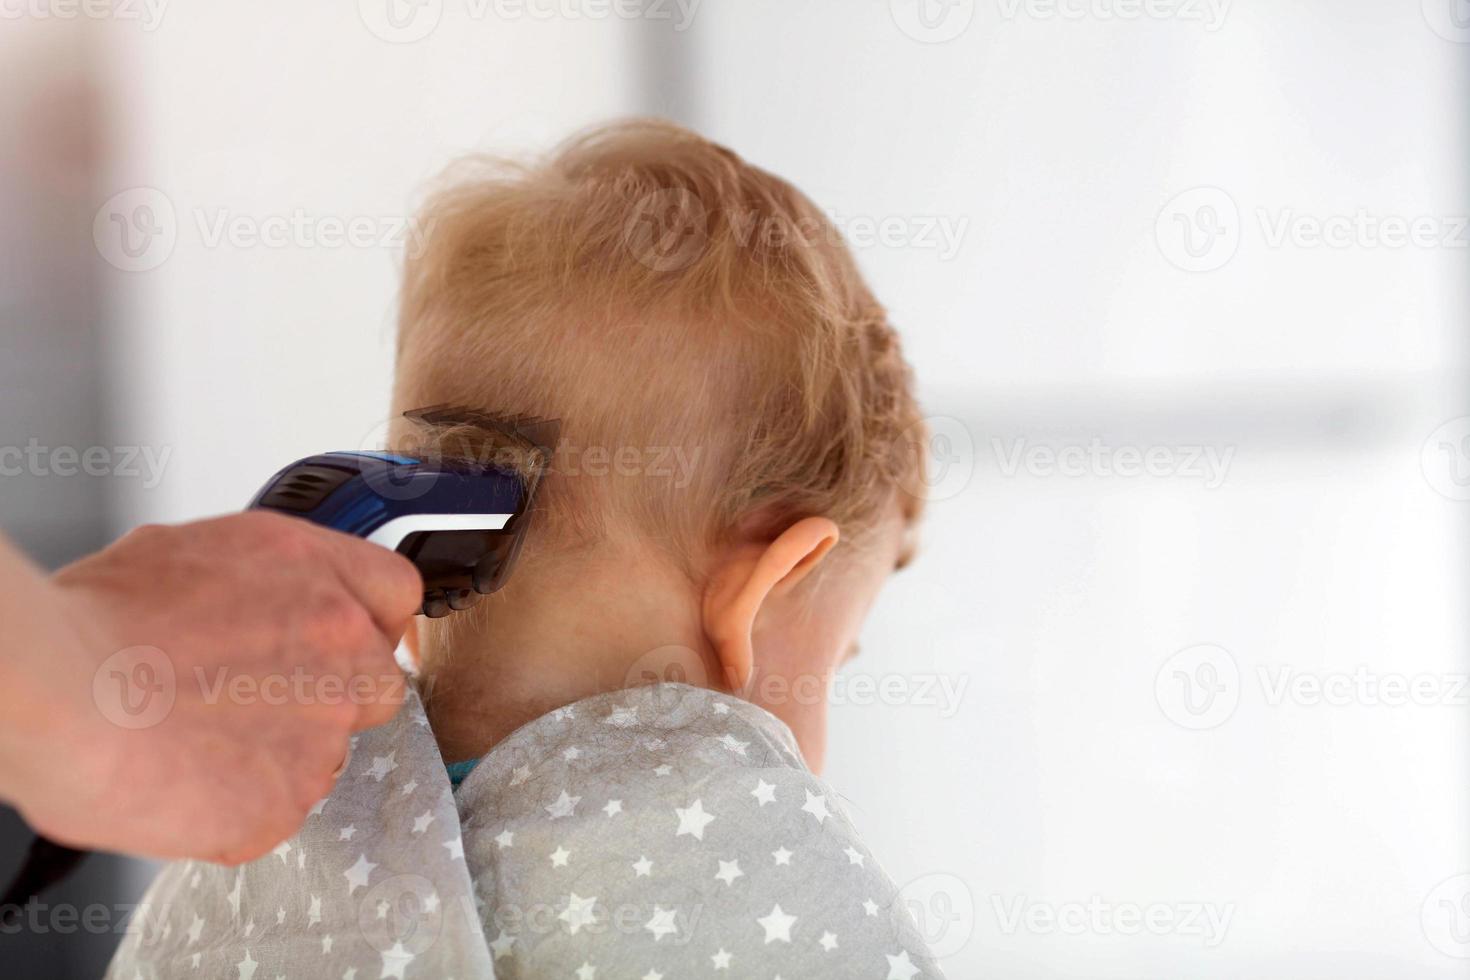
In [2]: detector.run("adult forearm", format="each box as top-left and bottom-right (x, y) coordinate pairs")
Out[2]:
(0, 532), (78, 815)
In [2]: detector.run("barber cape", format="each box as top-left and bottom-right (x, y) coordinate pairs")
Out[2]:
(109, 683), (945, 979)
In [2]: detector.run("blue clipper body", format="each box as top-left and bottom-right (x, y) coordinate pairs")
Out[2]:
(247, 448), (542, 617)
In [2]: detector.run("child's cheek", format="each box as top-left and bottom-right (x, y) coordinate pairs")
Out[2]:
(752, 670), (832, 773)
(748, 603), (848, 771)
(795, 696), (830, 774)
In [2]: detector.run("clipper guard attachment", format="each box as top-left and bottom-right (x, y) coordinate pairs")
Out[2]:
(396, 406), (560, 617)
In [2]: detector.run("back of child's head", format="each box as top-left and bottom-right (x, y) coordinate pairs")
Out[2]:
(390, 119), (923, 604)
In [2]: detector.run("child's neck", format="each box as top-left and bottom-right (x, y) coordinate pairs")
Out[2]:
(416, 546), (718, 763)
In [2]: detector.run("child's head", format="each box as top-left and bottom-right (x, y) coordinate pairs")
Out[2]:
(391, 120), (924, 770)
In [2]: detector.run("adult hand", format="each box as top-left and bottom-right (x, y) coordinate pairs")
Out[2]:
(0, 512), (422, 864)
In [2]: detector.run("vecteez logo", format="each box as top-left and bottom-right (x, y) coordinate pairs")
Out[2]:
(359, 0), (444, 43)
(1157, 186), (1469, 272)
(92, 189), (434, 272)
(1422, 0), (1470, 43)
(891, 0), (976, 43)
(900, 416), (976, 503)
(1422, 417), (1470, 501)
(899, 873), (976, 958)
(0, 0), (169, 30)
(623, 188), (710, 273)
(1154, 644), (1240, 730)
(92, 645), (176, 730)
(1156, 187), (1241, 273)
(1156, 645), (1469, 729)
(1423, 874), (1470, 958)
(997, 0), (1230, 30)
(93, 188), (177, 273)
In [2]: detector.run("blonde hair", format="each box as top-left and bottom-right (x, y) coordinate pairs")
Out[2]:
(391, 119), (923, 576)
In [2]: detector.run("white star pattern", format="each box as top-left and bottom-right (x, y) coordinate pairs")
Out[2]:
(343, 854), (376, 894)
(380, 941), (414, 980)
(645, 905), (679, 941)
(363, 751), (397, 781)
(113, 688), (933, 980)
(546, 789), (581, 819)
(559, 893), (599, 935)
(675, 799), (716, 840)
(717, 734), (749, 756)
(489, 931), (515, 959)
(226, 872), (243, 919)
(605, 705), (639, 727)
(886, 950), (921, 980)
(757, 904), (796, 943)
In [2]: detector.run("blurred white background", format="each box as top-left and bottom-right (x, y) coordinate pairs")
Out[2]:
(2, 1), (1468, 977)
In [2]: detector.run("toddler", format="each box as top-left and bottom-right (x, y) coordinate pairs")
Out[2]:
(111, 119), (940, 979)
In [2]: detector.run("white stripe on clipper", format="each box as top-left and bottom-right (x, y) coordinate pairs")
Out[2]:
(364, 513), (514, 550)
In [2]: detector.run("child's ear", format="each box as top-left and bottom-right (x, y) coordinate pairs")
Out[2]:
(701, 516), (840, 694)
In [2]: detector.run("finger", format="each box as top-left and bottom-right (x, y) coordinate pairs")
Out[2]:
(298, 523), (424, 638)
(347, 662), (409, 732)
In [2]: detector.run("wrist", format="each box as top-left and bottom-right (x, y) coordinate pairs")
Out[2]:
(0, 565), (101, 823)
